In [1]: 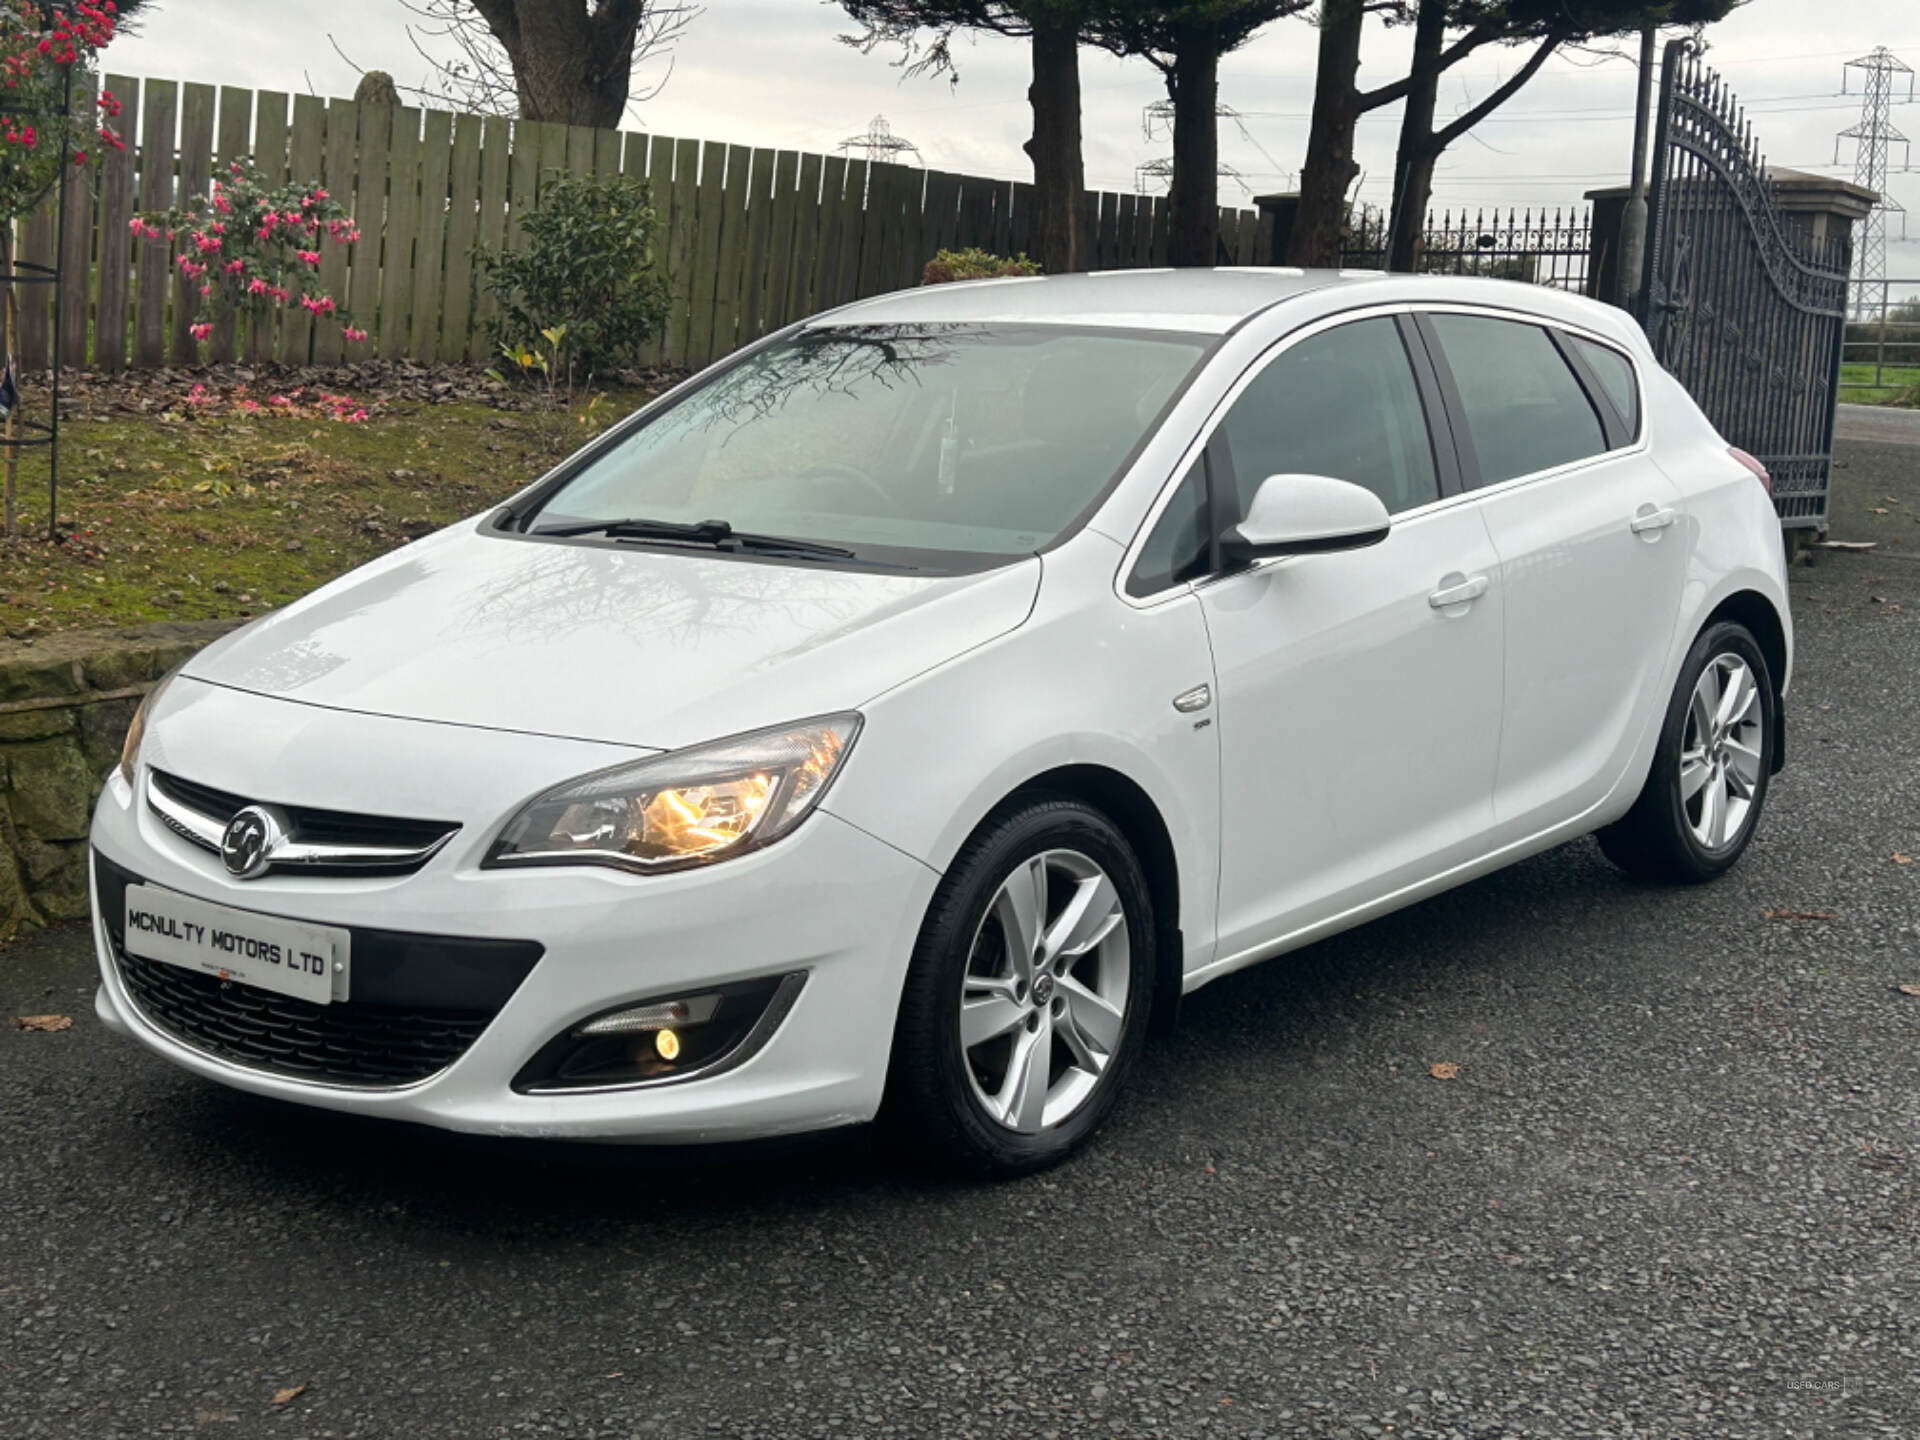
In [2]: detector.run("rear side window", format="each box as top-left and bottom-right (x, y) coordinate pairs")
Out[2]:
(1568, 334), (1640, 438)
(1218, 317), (1440, 518)
(1127, 457), (1212, 598)
(1426, 314), (1607, 486)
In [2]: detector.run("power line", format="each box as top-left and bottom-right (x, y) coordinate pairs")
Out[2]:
(1235, 96), (1871, 126)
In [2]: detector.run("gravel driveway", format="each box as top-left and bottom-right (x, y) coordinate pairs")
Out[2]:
(4, 444), (1918, 1440)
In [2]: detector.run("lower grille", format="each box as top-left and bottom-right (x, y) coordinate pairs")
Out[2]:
(97, 853), (542, 1090)
(116, 948), (490, 1087)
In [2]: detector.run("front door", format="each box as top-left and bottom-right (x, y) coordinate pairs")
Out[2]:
(1194, 315), (1507, 964)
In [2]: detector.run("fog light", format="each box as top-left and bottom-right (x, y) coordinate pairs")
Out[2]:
(514, 973), (808, 1093)
(577, 994), (720, 1037)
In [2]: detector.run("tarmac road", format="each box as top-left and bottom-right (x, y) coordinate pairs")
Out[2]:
(4, 442), (1919, 1440)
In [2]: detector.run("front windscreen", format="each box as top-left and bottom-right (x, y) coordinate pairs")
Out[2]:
(521, 323), (1210, 565)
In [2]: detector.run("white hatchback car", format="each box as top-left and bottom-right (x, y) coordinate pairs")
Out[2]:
(92, 270), (1790, 1174)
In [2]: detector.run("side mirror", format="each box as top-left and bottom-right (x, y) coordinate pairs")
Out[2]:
(1220, 473), (1391, 568)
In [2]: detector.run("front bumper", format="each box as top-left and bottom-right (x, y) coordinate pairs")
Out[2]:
(90, 734), (939, 1143)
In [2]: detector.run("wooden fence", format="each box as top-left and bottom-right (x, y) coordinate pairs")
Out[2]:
(12, 77), (1266, 376)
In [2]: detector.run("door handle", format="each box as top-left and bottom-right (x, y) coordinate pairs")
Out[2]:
(1428, 574), (1489, 609)
(1630, 505), (1678, 534)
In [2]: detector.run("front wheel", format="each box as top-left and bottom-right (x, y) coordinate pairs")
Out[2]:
(883, 798), (1156, 1177)
(1598, 620), (1775, 884)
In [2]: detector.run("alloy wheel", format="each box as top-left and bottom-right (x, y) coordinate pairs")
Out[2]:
(959, 848), (1131, 1134)
(1680, 653), (1765, 852)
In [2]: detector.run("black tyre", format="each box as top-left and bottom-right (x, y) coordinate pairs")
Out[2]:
(883, 796), (1156, 1177)
(1598, 620), (1775, 884)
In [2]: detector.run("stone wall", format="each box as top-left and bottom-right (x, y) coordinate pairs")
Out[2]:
(1, 621), (241, 940)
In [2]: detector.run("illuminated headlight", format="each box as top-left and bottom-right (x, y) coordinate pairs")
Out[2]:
(485, 714), (861, 875)
(118, 666), (181, 785)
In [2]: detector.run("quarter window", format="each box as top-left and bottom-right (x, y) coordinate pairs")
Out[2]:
(1127, 457), (1212, 598)
(1425, 314), (1607, 486)
(1218, 317), (1440, 519)
(1568, 334), (1640, 438)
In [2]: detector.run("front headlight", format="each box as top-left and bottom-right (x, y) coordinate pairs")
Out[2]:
(485, 713), (862, 875)
(118, 666), (181, 784)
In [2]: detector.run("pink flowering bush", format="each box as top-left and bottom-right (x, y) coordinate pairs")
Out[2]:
(0, 2), (125, 224)
(0, 3), (126, 535)
(135, 157), (365, 348)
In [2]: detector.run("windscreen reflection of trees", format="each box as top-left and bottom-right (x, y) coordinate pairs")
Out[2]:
(550, 325), (1204, 555)
(702, 325), (970, 432)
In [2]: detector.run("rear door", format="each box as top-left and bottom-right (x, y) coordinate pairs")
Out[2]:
(1417, 311), (1686, 836)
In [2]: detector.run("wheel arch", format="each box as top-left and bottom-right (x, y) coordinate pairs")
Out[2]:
(997, 764), (1186, 1038)
(1700, 587), (1789, 773)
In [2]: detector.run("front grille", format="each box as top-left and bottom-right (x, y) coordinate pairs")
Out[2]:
(97, 854), (542, 1089)
(149, 770), (460, 877)
(116, 948), (490, 1086)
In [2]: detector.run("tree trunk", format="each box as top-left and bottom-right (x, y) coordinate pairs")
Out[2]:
(1386, 0), (1446, 273)
(1287, 0), (1365, 267)
(481, 0), (638, 128)
(1166, 26), (1221, 268)
(1024, 19), (1088, 274)
(1386, 148), (1439, 273)
(1387, 29), (1560, 273)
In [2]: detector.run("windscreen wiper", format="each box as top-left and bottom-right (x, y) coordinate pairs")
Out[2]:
(532, 516), (855, 560)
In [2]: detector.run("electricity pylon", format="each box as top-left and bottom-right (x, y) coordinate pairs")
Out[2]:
(1837, 48), (1914, 320)
(838, 115), (923, 167)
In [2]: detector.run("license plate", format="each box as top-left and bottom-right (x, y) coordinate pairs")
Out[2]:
(123, 884), (350, 1006)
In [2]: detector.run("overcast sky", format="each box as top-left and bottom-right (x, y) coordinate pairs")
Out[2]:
(121, 0), (1920, 288)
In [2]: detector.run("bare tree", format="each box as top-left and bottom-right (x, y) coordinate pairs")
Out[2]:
(1381, 0), (1738, 272)
(373, 1), (699, 125)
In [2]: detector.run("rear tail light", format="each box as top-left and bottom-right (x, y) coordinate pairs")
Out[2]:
(1728, 446), (1772, 496)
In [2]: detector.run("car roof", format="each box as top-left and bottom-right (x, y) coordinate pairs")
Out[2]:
(818, 268), (1368, 335)
(814, 267), (1644, 349)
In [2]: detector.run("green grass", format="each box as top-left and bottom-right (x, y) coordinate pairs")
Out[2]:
(1840, 361), (1920, 407)
(0, 380), (652, 636)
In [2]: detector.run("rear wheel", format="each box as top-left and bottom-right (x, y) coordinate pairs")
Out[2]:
(884, 798), (1155, 1177)
(1598, 620), (1775, 883)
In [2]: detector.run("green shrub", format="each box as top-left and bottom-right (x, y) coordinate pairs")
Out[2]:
(478, 171), (669, 378)
(922, 248), (1042, 285)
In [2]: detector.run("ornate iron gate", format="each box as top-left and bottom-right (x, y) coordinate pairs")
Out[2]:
(1640, 39), (1852, 530)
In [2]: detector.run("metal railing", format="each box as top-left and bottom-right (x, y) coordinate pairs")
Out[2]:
(1842, 280), (1920, 401)
(1340, 206), (1594, 293)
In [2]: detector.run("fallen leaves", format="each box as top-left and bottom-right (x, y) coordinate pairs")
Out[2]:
(13, 1015), (72, 1032)
(1814, 539), (1877, 552)
(270, 1384), (307, 1407)
(1763, 908), (1838, 922)
(1428, 1062), (1460, 1081)
(1897, 984), (1920, 998)
(1894, 854), (1914, 866)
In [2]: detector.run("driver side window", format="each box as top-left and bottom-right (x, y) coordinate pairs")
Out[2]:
(1218, 317), (1440, 521)
(1126, 317), (1442, 599)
